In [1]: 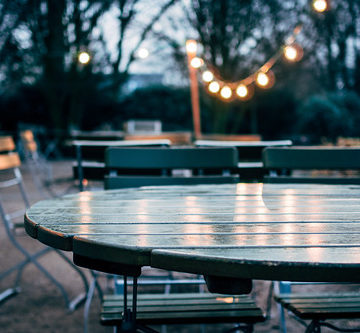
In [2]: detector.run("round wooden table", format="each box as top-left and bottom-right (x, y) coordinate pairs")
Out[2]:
(25, 183), (360, 290)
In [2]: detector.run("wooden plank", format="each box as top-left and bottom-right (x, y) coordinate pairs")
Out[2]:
(0, 136), (16, 152)
(0, 153), (21, 170)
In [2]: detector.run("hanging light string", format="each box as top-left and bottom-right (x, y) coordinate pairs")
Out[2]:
(187, 24), (304, 101)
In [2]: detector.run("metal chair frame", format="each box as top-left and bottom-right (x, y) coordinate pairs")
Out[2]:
(0, 141), (89, 311)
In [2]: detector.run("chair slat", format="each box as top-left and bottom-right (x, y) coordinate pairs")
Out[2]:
(0, 136), (16, 153)
(0, 153), (21, 171)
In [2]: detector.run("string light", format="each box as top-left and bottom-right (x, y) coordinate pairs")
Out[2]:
(186, 40), (197, 55)
(284, 43), (303, 62)
(208, 81), (220, 93)
(236, 84), (249, 98)
(190, 57), (204, 68)
(313, 0), (328, 12)
(220, 86), (232, 99)
(187, 23), (305, 101)
(202, 71), (214, 82)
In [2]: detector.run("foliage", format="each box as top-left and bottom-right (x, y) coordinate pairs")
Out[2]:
(114, 85), (194, 131)
(294, 91), (360, 142)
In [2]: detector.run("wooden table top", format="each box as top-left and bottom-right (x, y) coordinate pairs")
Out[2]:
(24, 183), (360, 282)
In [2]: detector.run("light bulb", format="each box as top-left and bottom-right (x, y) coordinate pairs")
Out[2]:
(256, 72), (269, 87)
(313, 0), (327, 12)
(202, 71), (214, 82)
(190, 57), (204, 69)
(236, 84), (248, 98)
(220, 86), (232, 99)
(208, 81), (220, 93)
(186, 40), (197, 54)
(284, 46), (297, 61)
(284, 43), (303, 62)
(78, 51), (91, 64)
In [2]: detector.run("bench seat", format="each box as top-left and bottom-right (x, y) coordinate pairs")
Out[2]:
(275, 292), (360, 320)
(101, 292), (265, 326)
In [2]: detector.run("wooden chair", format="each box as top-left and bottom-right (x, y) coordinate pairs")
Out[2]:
(19, 130), (56, 197)
(195, 139), (292, 181)
(92, 147), (266, 333)
(262, 146), (360, 184)
(105, 146), (240, 189)
(263, 146), (360, 333)
(70, 139), (171, 191)
(0, 136), (88, 311)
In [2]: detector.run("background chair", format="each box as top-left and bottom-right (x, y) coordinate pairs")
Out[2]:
(0, 136), (88, 311)
(263, 146), (360, 333)
(89, 146), (266, 333)
(70, 139), (171, 191)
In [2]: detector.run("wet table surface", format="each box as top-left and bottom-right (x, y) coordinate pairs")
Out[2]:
(25, 183), (360, 283)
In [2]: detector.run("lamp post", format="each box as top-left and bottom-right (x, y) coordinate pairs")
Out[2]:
(186, 40), (201, 139)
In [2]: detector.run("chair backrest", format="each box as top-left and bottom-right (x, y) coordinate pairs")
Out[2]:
(0, 136), (29, 229)
(263, 146), (360, 184)
(105, 147), (240, 189)
(20, 130), (38, 154)
(0, 136), (20, 171)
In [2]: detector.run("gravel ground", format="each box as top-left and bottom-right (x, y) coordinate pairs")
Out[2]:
(0, 160), (358, 333)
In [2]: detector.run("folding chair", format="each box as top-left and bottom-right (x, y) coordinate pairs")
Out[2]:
(0, 136), (88, 311)
(263, 146), (360, 333)
(83, 147), (266, 333)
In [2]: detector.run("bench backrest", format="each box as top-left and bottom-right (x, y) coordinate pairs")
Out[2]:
(105, 147), (239, 189)
(263, 146), (360, 183)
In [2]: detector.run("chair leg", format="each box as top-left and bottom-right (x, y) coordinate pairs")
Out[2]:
(54, 249), (89, 311)
(4, 225), (84, 311)
(305, 321), (321, 333)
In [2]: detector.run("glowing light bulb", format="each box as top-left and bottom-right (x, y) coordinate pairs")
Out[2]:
(313, 0), (327, 12)
(284, 43), (303, 62)
(202, 71), (214, 82)
(220, 86), (232, 99)
(186, 40), (197, 54)
(137, 48), (149, 59)
(284, 46), (297, 61)
(236, 84), (248, 98)
(256, 72), (269, 87)
(78, 51), (91, 64)
(208, 81), (220, 93)
(190, 57), (204, 68)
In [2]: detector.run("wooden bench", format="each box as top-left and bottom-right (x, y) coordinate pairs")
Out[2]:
(101, 293), (265, 329)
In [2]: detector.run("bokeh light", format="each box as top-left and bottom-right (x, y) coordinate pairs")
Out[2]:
(78, 51), (91, 65)
(186, 40), (197, 55)
(202, 71), (214, 82)
(208, 81), (220, 93)
(190, 57), (204, 68)
(313, 0), (328, 12)
(137, 48), (149, 59)
(220, 86), (232, 99)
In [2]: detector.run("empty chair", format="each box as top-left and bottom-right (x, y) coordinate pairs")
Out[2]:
(263, 146), (360, 333)
(0, 136), (88, 311)
(70, 139), (171, 191)
(92, 146), (266, 333)
(263, 146), (360, 184)
(105, 146), (240, 189)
